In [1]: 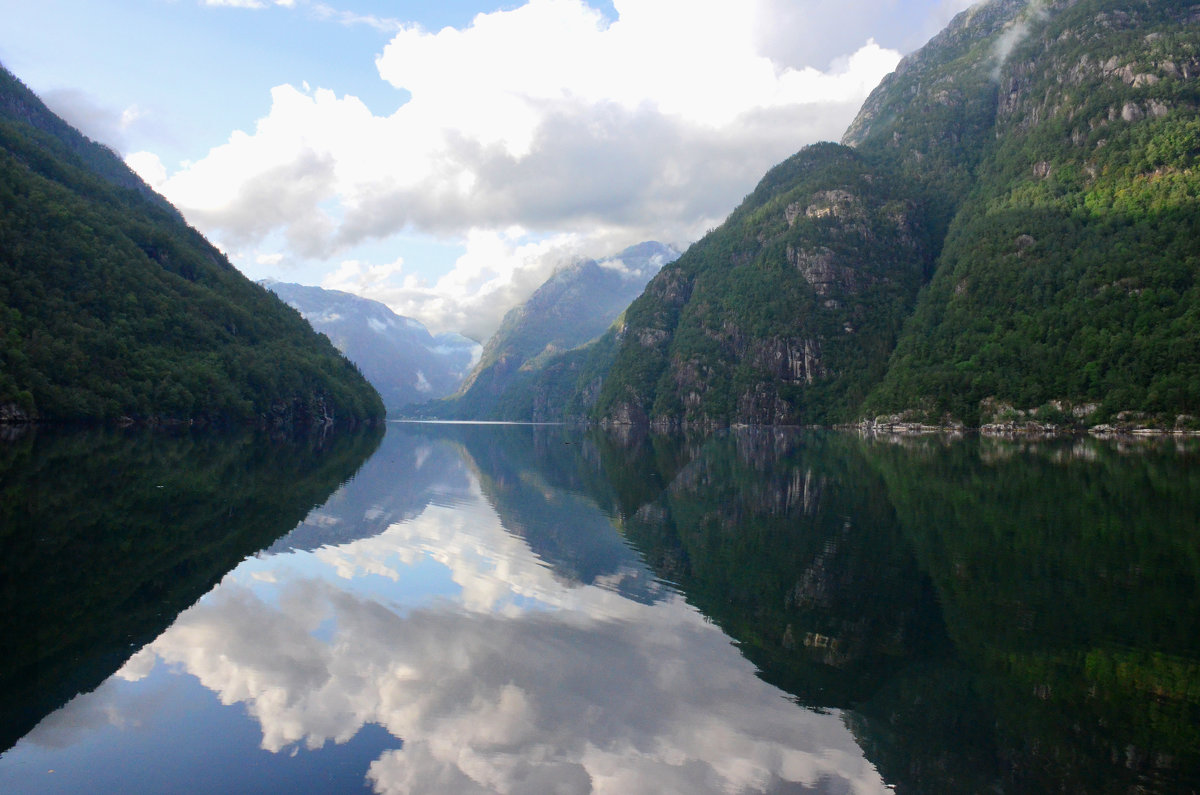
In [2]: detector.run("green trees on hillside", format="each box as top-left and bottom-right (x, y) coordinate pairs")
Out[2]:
(595, 144), (934, 426)
(865, 0), (1200, 424)
(588, 0), (1200, 428)
(419, 243), (675, 421)
(0, 67), (383, 425)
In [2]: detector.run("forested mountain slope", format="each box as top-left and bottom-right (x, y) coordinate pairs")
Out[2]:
(595, 145), (936, 426)
(865, 0), (1200, 426)
(0, 65), (383, 425)
(587, 0), (1200, 429)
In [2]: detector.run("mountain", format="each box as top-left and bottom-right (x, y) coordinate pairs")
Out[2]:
(263, 281), (480, 412)
(596, 145), (935, 427)
(419, 241), (679, 421)
(861, 0), (1200, 427)
(580, 0), (1200, 430)
(0, 64), (383, 426)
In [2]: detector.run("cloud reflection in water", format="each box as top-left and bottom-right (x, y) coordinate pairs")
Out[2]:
(46, 432), (891, 794)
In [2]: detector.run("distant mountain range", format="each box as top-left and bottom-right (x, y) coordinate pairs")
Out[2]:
(263, 281), (480, 412)
(0, 64), (382, 426)
(415, 241), (679, 420)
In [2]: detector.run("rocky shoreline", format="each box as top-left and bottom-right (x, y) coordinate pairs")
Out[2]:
(854, 418), (1200, 438)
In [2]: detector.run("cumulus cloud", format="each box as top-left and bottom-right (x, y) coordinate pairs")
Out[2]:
(139, 582), (887, 794)
(323, 229), (604, 339)
(138, 0), (901, 337)
(125, 150), (168, 188)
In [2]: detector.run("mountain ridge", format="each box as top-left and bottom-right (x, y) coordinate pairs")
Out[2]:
(0, 63), (383, 426)
(573, 0), (1200, 431)
(418, 241), (679, 421)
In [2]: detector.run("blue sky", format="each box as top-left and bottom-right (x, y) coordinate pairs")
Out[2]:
(0, 0), (978, 340)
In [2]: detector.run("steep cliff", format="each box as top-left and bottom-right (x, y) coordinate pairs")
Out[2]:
(590, 0), (1200, 428)
(595, 144), (935, 427)
(866, 0), (1200, 426)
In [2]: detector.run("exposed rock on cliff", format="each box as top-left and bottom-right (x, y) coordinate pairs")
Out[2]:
(595, 143), (934, 426)
(588, 0), (1200, 428)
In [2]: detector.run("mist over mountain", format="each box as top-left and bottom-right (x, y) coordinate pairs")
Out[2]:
(264, 281), (481, 412)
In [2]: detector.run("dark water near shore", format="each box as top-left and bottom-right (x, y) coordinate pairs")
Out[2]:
(1, 423), (1198, 793)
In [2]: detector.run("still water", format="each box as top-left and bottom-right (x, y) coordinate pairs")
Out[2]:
(1, 423), (1198, 793)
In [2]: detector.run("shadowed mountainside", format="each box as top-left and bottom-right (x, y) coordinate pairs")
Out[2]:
(0, 65), (383, 426)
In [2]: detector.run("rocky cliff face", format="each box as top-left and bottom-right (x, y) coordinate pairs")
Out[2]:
(595, 144), (934, 427)
(588, 0), (1200, 428)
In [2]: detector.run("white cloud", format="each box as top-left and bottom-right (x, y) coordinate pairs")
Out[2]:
(309, 2), (403, 32)
(989, 0), (1049, 79)
(129, 577), (888, 793)
(125, 150), (168, 188)
(752, 0), (982, 68)
(323, 229), (600, 339)
(148, 0), (902, 338)
(209, 0), (403, 29)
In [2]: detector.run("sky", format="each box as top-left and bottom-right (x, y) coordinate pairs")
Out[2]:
(0, 0), (979, 341)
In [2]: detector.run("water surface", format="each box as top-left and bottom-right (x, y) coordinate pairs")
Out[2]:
(1, 424), (1197, 793)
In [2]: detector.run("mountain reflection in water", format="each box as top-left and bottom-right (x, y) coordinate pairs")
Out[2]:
(1, 423), (1198, 794)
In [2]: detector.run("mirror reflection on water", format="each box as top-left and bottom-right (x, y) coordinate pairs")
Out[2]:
(1, 423), (1197, 793)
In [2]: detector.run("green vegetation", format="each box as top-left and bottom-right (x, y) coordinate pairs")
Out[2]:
(548, 426), (1200, 791)
(459, 323), (624, 422)
(0, 65), (383, 425)
(863, 434), (1200, 791)
(585, 0), (1200, 428)
(866, 0), (1200, 424)
(595, 144), (934, 426)
(609, 430), (948, 706)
